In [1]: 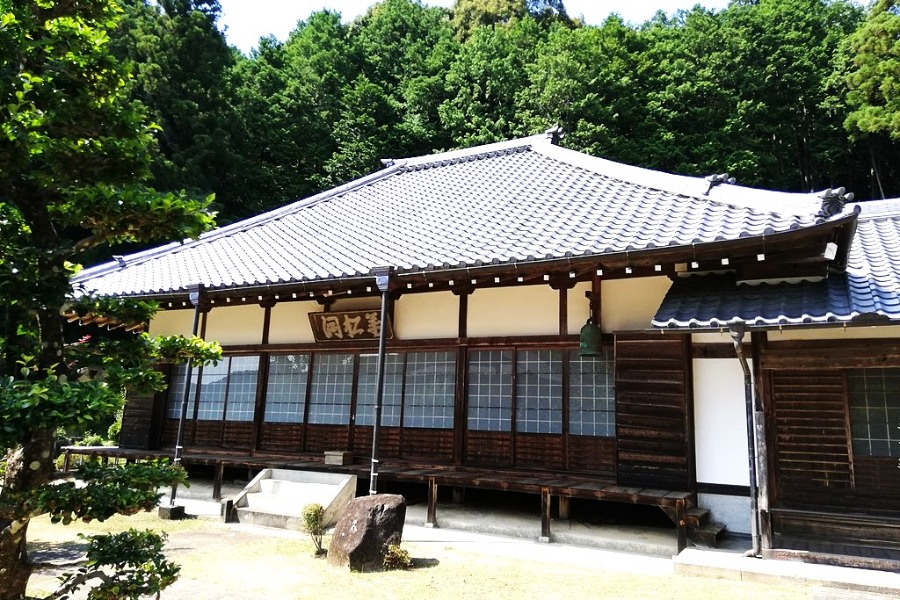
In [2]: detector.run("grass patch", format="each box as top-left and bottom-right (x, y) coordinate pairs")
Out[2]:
(26, 511), (817, 599)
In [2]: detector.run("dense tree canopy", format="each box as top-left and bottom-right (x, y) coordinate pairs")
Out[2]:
(0, 1), (219, 597)
(101, 0), (898, 222)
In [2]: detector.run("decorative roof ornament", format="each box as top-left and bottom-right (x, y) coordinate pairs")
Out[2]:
(704, 173), (736, 196)
(545, 124), (564, 146)
(817, 187), (854, 219)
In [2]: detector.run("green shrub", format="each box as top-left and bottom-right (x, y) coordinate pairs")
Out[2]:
(301, 503), (326, 557)
(382, 543), (411, 570)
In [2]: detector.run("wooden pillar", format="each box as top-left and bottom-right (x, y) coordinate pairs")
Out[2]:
(540, 487), (551, 542)
(675, 497), (687, 553)
(213, 460), (224, 500)
(426, 477), (438, 528)
(452, 487), (465, 504)
(63, 448), (72, 473)
(558, 496), (570, 520)
(752, 331), (773, 551)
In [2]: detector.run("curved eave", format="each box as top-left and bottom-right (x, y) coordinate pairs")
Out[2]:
(78, 212), (858, 311)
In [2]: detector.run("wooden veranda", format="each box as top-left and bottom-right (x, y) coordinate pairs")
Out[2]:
(61, 445), (696, 552)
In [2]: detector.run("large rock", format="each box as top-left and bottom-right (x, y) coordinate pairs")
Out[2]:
(327, 494), (406, 571)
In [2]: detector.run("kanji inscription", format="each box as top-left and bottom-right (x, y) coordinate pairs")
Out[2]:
(309, 310), (392, 342)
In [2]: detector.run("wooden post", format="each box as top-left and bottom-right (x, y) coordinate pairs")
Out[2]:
(675, 497), (687, 554)
(452, 487), (465, 504)
(426, 477), (438, 528)
(540, 487), (551, 542)
(558, 496), (570, 520)
(213, 460), (224, 500)
(63, 448), (72, 473)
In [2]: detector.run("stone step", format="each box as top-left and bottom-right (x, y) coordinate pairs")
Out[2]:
(234, 507), (303, 530)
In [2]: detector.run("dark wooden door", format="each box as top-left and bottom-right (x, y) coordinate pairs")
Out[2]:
(615, 334), (693, 489)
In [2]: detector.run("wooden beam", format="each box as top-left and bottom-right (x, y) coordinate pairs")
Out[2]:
(761, 340), (900, 370)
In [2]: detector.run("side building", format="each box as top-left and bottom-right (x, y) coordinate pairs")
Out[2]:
(72, 132), (900, 567)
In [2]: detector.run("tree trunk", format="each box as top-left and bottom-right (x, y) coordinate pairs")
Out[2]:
(0, 429), (57, 600)
(0, 517), (33, 600)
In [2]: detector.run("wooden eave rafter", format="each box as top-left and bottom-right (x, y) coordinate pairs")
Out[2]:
(142, 213), (857, 311)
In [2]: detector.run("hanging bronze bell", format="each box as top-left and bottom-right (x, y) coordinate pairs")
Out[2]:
(579, 318), (604, 356)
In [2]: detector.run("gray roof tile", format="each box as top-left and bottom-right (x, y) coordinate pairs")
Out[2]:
(74, 135), (845, 298)
(653, 199), (900, 328)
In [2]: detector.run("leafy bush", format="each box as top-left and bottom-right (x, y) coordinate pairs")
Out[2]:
(382, 543), (411, 570)
(53, 529), (180, 600)
(301, 503), (326, 557)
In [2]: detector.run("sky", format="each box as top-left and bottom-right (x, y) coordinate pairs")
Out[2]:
(218, 0), (733, 55)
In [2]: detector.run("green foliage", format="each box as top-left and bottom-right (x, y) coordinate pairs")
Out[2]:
(226, 11), (351, 215)
(439, 16), (545, 146)
(0, 1), (218, 597)
(0, 371), (124, 449)
(301, 503), (326, 556)
(0, 460), (187, 523)
(844, 0), (900, 141)
(52, 529), (180, 600)
(109, 0), (237, 209)
(68, 296), (161, 328)
(382, 543), (411, 570)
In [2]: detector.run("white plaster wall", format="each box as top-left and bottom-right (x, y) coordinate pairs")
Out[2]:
(268, 301), (319, 344)
(149, 309), (195, 337)
(771, 325), (900, 341)
(468, 286), (559, 337)
(600, 277), (671, 333)
(204, 304), (265, 346)
(693, 358), (750, 487)
(394, 291), (459, 339)
(567, 281), (593, 335)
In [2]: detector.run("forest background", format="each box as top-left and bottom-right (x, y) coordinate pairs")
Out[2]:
(110, 0), (900, 232)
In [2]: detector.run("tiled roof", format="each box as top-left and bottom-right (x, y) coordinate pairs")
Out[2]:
(652, 199), (900, 329)
(73, 134), (847, 298)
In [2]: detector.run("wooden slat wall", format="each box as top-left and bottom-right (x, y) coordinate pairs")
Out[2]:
(615, 335), (692, 489)
(352, 426), (401, 459)
(568, 436), (616, 477)
(193, 420), (224, 448)
(162, 419), (193, 448)
(464, 431), (513, 467)
(305, 424), (349, 453)
(222, 422), (253, 449)
(515, 433), (564, 469)
(258, 423), (304, 453)
(403, 428), (454, 462)
(119, 395), (155, 449)
(769, 370), (853, 504)
(854, 457), (900, 502)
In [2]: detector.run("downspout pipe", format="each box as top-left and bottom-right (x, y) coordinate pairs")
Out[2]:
(170, 285), (204, 506)
(369, 267), (393, 495)
(729, 319), (761, 557)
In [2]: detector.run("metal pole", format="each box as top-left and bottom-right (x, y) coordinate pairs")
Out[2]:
(729, 320), (761, 557)
(369, 268), (392, 495)
(170, 286), (203, 506)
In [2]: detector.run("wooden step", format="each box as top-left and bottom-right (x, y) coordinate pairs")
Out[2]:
(685, 507), (711, 529)
(688, 522), (726, 548)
